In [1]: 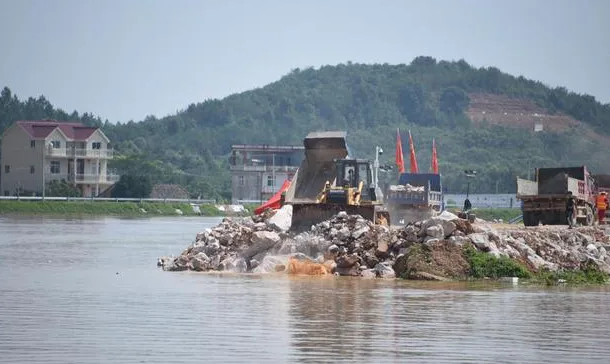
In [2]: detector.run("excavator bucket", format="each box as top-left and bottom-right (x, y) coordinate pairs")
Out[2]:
(291, 203), (378, 233)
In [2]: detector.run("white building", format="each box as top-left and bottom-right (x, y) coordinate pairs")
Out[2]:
(0, 120), (118, 197)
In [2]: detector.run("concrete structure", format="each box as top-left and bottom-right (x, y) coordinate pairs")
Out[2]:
(230, 144), (304, 203)
(0, 120), (118, 197)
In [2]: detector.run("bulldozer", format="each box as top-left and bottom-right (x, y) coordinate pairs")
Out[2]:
(284, 131), (390, 232)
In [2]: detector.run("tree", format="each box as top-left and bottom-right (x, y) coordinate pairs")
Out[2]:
(439, 87), (470, 114)
(46, 179), (82, 197)
(112, 175), (152, 198)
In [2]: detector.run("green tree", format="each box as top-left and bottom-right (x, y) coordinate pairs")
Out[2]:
(112, 175), (152, 198)
(439, 86), (470, 114)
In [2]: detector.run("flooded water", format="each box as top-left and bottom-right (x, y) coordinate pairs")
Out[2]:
(0, 216), (609, 363)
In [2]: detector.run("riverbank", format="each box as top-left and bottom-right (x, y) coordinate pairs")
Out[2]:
(159, 207), (609, 285)
(0, 200), (252, 217)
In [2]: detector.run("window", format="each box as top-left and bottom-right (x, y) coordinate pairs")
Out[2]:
(92, 142), (102, 149)
(267, 175), (275, 187)
(50, 161), (60, 174)
(51, 140), (61, 148)
(30, 140), (35, 148)
(238, 175), (245, 186)
(4, 165), (9, 174)
(30, 165), (35, 174)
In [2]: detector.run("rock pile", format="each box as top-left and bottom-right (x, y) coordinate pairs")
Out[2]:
(158, 206), (610, 280)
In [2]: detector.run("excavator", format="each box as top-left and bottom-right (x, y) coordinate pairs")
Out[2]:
(284, 131), (390, 232)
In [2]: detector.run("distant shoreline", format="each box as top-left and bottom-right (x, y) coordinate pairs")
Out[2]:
(0, 200), (249, 217)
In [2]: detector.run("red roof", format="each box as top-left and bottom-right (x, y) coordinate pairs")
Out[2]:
(15, 120), (99, 141)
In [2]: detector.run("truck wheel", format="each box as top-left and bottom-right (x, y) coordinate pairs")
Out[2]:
(523, 211), (537, 227)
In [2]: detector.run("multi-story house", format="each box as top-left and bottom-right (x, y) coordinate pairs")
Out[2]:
(0, 120), (119, 197)
(229, 144), (304, 203)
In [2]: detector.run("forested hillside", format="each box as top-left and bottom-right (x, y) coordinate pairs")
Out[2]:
(2, 56), (610, 200)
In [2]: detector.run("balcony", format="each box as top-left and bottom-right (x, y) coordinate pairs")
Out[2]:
(46, 148), (114, 159)
(73, 173), (120, 184)
(47, 173), (120, 184)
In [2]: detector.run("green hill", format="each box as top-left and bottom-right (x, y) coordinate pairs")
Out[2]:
(2, 56), (610, 200)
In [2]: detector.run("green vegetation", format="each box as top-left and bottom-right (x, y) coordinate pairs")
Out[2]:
(534, 266), (608, 285)
(464, 246), (532, 279)
(464, 246), (608, 285)
(2, 56), (610, 200)
(0, 200), (228, 217)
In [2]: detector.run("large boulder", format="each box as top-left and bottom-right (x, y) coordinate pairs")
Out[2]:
(267, 205), (293, 232)
(469, 232), (490, 251)
(191, 252), (211, 271)
(374, 262), (396, 278)
(241, 231), (281, 263)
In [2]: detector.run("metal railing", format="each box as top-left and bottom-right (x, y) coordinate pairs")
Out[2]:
(72, 173), (121, 184)
(229, 165), (299, 172)
(46, 148), (114, 158)
(46, 173), (120, 184)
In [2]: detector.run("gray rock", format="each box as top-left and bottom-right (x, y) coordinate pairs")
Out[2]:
(337, 226), (351, 241)
(352, 225), (370, 239)
(447, 236), (470, 247)
(267, 204), (293, 232)
(426, 225), (444, 239)
(252, 255), (287, 274)
(191, 252), (211, 271)
(586, 243), (598, 254)
(376, 241), (390, 258)
(242, 231), (281, 260)
(374, 263), (396, 278)
(360, 269), (377, 279)
(336, 254), (361, 268)
(423, 237), (440, 246)
(337, 211), (348, 219)
(469, 232), (490, 251)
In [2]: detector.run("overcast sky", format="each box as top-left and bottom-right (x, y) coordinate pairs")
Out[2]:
(1, 0), (608, 123)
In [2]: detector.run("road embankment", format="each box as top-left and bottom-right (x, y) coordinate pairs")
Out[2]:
(159, 207), (610, 285)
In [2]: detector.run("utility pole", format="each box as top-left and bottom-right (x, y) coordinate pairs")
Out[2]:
(42, 142), (45, 199)
(465, 170), (477, 199)
(374, 146), (383, 188)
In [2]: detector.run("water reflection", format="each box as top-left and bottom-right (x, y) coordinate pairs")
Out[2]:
(1, 217), (609, 364)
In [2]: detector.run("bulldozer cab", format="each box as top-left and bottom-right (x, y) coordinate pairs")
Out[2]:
(335, 159), (374, 202)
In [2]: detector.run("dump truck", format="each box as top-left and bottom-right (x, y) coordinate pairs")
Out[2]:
(283, 131), (390, 232)
(385, 173), (443, 224)
(516, 166), (596, 227)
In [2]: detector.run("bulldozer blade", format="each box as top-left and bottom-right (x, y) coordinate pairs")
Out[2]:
(290, 203), (379, 233)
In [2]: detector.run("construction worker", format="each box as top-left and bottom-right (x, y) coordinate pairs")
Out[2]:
(597, 191), (609, 224)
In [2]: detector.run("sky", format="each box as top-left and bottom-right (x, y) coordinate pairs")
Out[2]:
(1, 0), (609, 123)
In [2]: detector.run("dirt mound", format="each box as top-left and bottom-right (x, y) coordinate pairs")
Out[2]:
(467, 93), (579, 132)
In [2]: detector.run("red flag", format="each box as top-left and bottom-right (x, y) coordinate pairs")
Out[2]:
(395, 128), (405, 173)
(431, 138), (439, 174)
(408, 130), (419, 173)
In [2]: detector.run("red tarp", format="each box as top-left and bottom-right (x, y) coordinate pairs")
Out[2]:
(254, 179), (291, 215)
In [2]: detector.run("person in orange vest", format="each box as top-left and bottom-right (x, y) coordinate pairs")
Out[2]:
(597, 191), (609, 224)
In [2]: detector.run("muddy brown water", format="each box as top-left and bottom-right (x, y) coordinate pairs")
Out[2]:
(1, 216), (609, 363)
